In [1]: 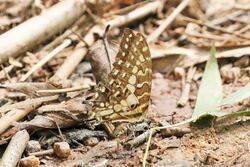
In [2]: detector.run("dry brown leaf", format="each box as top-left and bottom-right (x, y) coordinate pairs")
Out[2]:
(37, 97), (89, 117)
(87, 38), (118, 83)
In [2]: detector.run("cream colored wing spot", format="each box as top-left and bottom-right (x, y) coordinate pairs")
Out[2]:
(126, 37), (129, 42)
(129, 34), (133, 38)
(132, 66), (138, 74)
(136, 61), (140, 66)
(139, 54), (145, 62)
(99, 86), (106, 92)
(128, 75), (136, 85)
(136, 41), (139, 45)
(121, 72), (127, 78)
(124, 44), (128, 49)
(127, 84), (135, 93)
(125, 62), (131, 68)
(139, 36), (143, 42)
(114, 91), (120, 97)
(99, 109), (113, 116)
(126, 94), (139, 107)
(117, 60), (123, 65)
(100, 103), (105, 107)
(134, 48), (137, 52)
(105, 102), (109, 106)
(109, 79), (114, 85)
(114, 104), (122, 111)
(113, 69), (119, 76)
(122, 52), (126, 56)
(142, 46), (148, 52)
(94, 92), (99, 98)
(121, 99), (128, 106)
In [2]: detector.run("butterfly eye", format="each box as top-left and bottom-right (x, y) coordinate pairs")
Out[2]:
(130, 104), (137, 109)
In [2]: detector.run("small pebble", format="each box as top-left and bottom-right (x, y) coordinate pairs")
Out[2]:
(19, 156), (40, 167)
(83, 137), (99, 147)
(53, 142), (71, 158)
(26, 140), (41, 153)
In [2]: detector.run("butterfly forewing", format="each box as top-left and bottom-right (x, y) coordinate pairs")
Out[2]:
(91, 29), (152, 123)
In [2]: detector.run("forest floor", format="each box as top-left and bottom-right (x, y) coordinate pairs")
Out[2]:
(0, 0), (249, 167)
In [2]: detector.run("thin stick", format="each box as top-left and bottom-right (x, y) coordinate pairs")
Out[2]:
(182, 16), (250, 40)
(0, 130), (29, 167)
(178, 67), (196, 106)
(147, 0), (191, 43)
(29, 149), (54, 156)
(102, 25), (112, 71)
(20, 39), (72, 81)
(104, 1), (149, 17)
(124, 129), (158, 150)
(36, 85), (90, 94)
(0, 64), (11, 82)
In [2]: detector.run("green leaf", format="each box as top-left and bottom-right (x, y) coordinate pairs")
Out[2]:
(220, 83), (250, 106)
(192, 46), (223, 117)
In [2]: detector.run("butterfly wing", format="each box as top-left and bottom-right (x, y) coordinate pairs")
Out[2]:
(91, 28), (152, 123)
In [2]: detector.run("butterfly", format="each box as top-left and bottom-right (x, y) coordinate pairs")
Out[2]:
(87, 28), (152, 136)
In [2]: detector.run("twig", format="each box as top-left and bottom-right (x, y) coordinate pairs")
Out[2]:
(209, 11), (243, 25)
(35, 85), (90, 94)
(0, 65), (14, 80)
(42, 128), (108, 147)
(178, 66), (196, 106)
(0, 95), (59, 114)
(0, 64), (11, 82)
(0, 130), (29, 167)
(147, 0), (191, 43)
(182, 46), (250, 67)
(29, 149), (54, 156)
(182, 16), (250, 40)
(102, 25), (112, 71)
(104, 1), (149, 17)
(20, 39), (72, 81)
(234, 4), (250, 10)
(124, 129), (158, 150)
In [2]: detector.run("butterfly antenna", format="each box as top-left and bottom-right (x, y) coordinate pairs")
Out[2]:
(102, 24), (112, 71)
